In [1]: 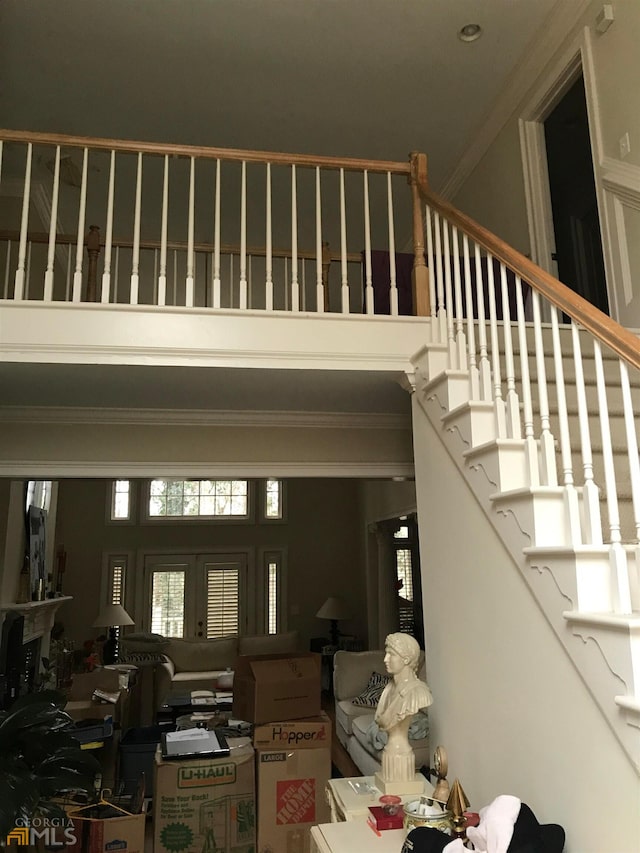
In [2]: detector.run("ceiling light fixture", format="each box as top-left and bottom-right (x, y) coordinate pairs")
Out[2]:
(458, 23), (482, 43)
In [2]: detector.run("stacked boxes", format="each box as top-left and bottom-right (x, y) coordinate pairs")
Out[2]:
(153, 738), (256, 853)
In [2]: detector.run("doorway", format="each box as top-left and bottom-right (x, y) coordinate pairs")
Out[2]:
(543, 75), (609, 314)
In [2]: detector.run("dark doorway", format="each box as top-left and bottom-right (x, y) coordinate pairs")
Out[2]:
(544, 75), (609, 314)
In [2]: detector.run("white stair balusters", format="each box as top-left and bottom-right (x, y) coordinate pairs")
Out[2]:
(499, 263), (521, 439)
(486, 254), (506, 436)
(315, 167), (325, 313)
(213, 159), (222, 309)
(290, 165), (300, 313)
(515, 274), (538, 486)
(473, 242), (492, 401)
(44, 146), (61, 302)
(441, 217), (455, 367)
(102, 150), (117, 305)
(265, 163), (273, 312)
(130, 151), (142, 306)
(531, 290), (557, 485)
(451, 227), (466, 371)
(239, 161), (247, 310)
(425, 205), (437, 333)
(550, 305), (582, 545)
(14, 142), (32, 301)
(186, 157), (195, 308)
(363, 170), (373, 315)
(3, 240), (10, 299)
(433, 211), (446, 345)
(339, 168), (349, 314)
(462, 234), (479, 399)
(387, 172), (398, 318)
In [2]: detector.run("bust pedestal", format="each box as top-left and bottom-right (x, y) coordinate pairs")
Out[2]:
(374, 716), (424, 795)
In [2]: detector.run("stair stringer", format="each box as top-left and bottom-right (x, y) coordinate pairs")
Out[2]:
(413, 363), (640, 771)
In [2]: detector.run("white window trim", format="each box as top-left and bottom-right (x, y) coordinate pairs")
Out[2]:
(141, 479), (256, 524)
(261, 479), (287, 523)
(106, 480), (136, 525)
(260, 547), (287, 635)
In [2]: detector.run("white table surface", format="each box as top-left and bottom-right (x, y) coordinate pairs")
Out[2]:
(311, 822), (407, 853)
(326, 774), (434, 822)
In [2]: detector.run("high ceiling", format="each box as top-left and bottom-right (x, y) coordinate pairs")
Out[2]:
(1, 0), (560, 190)
(0, 0), (562, 419)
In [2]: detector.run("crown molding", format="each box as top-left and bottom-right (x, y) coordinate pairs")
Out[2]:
(438, 0), (593, 199)
(601, 156), (640, 207)
(0, 460), (416, 479)
(0, 405), (411, 430)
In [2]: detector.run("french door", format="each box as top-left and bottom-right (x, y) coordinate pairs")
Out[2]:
(144, 552), (248, 638)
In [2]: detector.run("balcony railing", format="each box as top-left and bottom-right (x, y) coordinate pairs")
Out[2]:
(0, 130), (430, 318)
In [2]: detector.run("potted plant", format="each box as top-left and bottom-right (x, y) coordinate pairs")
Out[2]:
(0, 690), (99, 846)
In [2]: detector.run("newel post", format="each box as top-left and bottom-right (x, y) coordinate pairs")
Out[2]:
(409, 152), (430, 317)
(85, 224), (101, 302)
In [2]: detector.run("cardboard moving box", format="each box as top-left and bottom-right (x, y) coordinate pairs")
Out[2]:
(257, 743), (331, 853)
(67, 801), (145, 853)
(253, 712), (331, 750)
(154, 737), (256, 853)
(233, 653), (321, 724)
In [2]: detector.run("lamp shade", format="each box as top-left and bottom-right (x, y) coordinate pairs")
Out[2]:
(93, 603), (134, 628)
(315, 596), (351, 621)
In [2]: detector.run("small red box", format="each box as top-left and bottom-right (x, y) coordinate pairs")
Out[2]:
(367, 806), (404, 831)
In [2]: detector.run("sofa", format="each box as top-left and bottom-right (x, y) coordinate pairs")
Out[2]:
(119, 630), (300, 716)
(333, 649), (430, 777)
(156, 630), (300, 707)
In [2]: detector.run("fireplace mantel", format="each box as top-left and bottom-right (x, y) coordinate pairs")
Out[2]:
(0, 596), (73, 646)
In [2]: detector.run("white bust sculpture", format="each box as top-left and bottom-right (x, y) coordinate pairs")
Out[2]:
(374, 632), (433, 795)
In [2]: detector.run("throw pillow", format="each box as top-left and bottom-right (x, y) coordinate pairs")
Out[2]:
(352, 671), (391, 708)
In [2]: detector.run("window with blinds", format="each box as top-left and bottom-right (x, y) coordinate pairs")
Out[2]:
(151, 570), (185, 637)
(110, 561), (125, 605)
(267, 560), (278, 634)
(206, 567), (240, 638)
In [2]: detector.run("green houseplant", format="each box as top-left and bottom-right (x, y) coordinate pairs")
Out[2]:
(0, 690), (99, 845)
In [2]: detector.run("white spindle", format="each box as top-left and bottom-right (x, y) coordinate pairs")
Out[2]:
(571, 321), (602, 544)
(71, 148), (89, 302)
(284, 257), (289, 311)
(44, 146), (61, 301)
(130, 152), (142, 305)
(315, 168), (324, 313)
(515, 275), (537, 485)
(433, 212), (446, 344)
(550, 306), (581, 544)
(301, 258), (306, 311)
(65, 246), (72, 302)
(387, 172), (398, 317)
(239, 161), (248, 310)
(153, 249), (158, 304)
(158, 155), (169, 307)
(620, 360), (640, 544)
(363, 170), (373, 314)
(186, 156), (195, 307)
(14, 142), (33, 300)
(291, 165), (299, 312)
(442, 219), (455, 365)
(265, 163), (273, 311)
(230, 253), (234, 308)
(213, 159), (221, 309)
(102, 150), (116, 304)
(462, 235), (479, 398)
(3, 240), (11, 298)
(340, 169), (349, 314)
(451, 227), (466, 369)
(425, 206), (437, 329)
(594, 342), (631, 613)
(25, 241), (32, 299)
(486, 255), (506, 435)
(531, 291), (557, 484)
(173, 249), (178, 306)
(473, 243), (492, 400)
(499, 263), (521, 439)
(113, 246), (120, 303)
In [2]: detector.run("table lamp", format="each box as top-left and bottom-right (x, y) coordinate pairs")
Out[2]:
(93, 603), (134, 665)
(315, 596), (350, 646)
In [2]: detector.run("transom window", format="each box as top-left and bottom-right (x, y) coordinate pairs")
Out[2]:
(149, 479), (249, 518)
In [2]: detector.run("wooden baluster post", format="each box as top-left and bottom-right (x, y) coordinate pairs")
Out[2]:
(409, 151), (429, 317)
(85, 225), (101, 302)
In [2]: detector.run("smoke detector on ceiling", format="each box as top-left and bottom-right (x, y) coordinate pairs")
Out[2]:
(458, 23), (482, 43)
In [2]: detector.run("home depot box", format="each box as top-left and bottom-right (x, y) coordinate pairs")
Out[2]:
(253, 712), (331, 750)
(67, 802), (145, 853)
(233, 653), (321, 724)
(256, 744), (331, 853)
(153, 738), (256, 853)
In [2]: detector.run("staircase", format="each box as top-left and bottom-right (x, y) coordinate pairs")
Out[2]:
(408, 176), (640, 772)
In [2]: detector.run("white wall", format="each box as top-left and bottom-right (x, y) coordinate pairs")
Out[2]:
(450, 0), (640, 326)
(51, 478), (367, 649)
(412, 400), (639, 852)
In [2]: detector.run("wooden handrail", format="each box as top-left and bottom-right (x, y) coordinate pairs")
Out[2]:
(0, 129), (411, 176)
(412, 158), (640, 372)
(0, 230), (363, 265)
